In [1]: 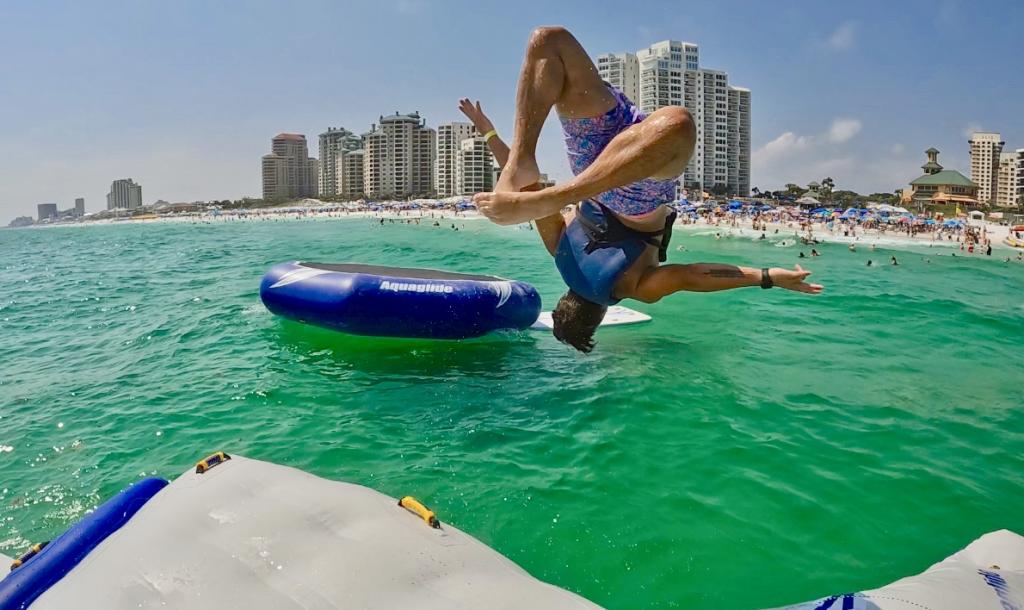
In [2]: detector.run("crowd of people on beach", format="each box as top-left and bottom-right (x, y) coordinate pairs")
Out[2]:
(52, 197), (1024, 264)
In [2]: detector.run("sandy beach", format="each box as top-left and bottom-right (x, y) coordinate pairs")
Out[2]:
(33, 202), (1023, 260)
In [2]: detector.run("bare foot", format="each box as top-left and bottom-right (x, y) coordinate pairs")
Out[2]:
(474, 189), (555, 226)
(495, 154), (540, 192)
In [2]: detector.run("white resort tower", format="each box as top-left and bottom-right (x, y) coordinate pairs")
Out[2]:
(337, 149), (365, 200)
(318, 127), (362, 197)
(996, 152), (1018, 208)
(597, 40), (751, 198)
(455, 136), (495, 195)
(362, 112), (436, 199)
(106, 178), (142, 210)
(436, 122), (476, 198)
(969, 132), (1004, 206)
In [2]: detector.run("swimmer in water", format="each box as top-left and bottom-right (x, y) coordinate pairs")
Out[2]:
(458, 27), (822, 352)
(811, 249), (820, 257)
(849, 243), (856, 252)
(799, 252), (806, 258)
(890, 256), (899, 266)
(867, 260), (873, 267)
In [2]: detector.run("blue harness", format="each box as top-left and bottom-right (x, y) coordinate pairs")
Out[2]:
(554, 201), (676, 305)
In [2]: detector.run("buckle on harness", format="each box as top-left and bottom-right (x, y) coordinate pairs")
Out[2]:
(578, 202), (676, 262)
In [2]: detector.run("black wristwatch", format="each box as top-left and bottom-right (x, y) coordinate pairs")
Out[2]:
(760, 268), (773, 289)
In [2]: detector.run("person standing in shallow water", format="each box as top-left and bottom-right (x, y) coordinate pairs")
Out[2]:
(461, 26), (822, 353)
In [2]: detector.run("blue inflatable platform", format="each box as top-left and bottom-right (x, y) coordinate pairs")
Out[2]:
(259, 262), (542, 339)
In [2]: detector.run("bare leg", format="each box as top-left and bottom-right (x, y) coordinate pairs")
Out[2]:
(633, 264), (823, 303)
(476, 106), (695, 225)
(497, 26), (616, 193)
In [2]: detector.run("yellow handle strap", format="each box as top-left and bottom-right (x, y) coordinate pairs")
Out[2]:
(10, 541), (49, 571)
(482, 129), (497, 142)
(195, 451), (231, 474)
(398, 496), (440, 529)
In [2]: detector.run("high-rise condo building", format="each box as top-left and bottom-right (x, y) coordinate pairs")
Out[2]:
(318, 127), (362, 197)
(594, 52), (640, 105)
(969, 132), (1004, 205)
(74, 197), (85, 217)
(436, 122), (476, 197)
(455, 137), (496, 195)
(106, 179), (143, 210)
(37, 203), (58, 221)
(337, 149), (365, 199)
(262, 133), (318, 201)
(363, 112), (436, 199)
(307, 158), (319, 198)
(997, 152), (1018, 208)
(1017, 150), (1024, 205)
(597, 40), (750, 197)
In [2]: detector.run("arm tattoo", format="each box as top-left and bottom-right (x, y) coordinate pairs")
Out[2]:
(703, 265), (745, 278)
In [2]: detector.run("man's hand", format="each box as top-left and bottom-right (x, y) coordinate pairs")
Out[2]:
(770, 265), (823, 294)
(458, 99), (494, 135)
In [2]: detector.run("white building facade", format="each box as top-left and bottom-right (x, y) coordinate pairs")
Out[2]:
(436, 122), (476, 197)
(595, 52), (639, 102)
(1017, 150), (1024, 205)
(106, 179), (142, 210)
(337, 149), (365, 200)
(969, 132), (1004, 205)
(362, 112), (436, 199)
(318, 127), (362, 197)
(597, 40), (750, 198)
(455, 137), (496, 195)
(996, 152), (1018, 208)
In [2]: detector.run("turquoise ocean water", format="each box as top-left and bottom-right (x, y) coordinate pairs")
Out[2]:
(1, 218), (1022, 609)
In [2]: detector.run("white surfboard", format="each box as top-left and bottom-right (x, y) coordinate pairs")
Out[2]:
(530, 305), (652, 331)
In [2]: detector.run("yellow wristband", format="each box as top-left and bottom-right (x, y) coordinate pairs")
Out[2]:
(482, 129), (497, 142)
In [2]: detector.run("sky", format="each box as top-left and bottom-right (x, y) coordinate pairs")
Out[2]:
(1, 0), (1022, 220)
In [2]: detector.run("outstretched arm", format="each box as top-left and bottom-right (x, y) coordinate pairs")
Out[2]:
(458, 98), (510, 167)
(633, 264), (823, 303)
(459, 98), (564, 256)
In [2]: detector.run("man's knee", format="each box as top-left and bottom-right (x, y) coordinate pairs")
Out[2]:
(528, 26), (571, 52)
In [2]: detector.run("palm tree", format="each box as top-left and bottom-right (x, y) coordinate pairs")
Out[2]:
(820, 177), (836, 203)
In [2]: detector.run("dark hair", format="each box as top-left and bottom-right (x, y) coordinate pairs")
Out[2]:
(551, 290), (607, 353)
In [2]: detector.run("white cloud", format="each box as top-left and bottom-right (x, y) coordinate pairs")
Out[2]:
(962, 122), (984, 139)
(828, 118), (862, 143)
(752, 117), (886, 192)
(827, 21), (858, 51)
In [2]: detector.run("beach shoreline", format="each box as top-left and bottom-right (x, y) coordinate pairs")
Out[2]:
(20, 204), (1023, 259)
(676, 216), (1019, 254)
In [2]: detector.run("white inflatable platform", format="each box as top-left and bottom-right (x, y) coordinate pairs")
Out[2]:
(767, 529), (1024, 610)
(2, 453), (1020, 609)
(21, 455), (601, 609)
